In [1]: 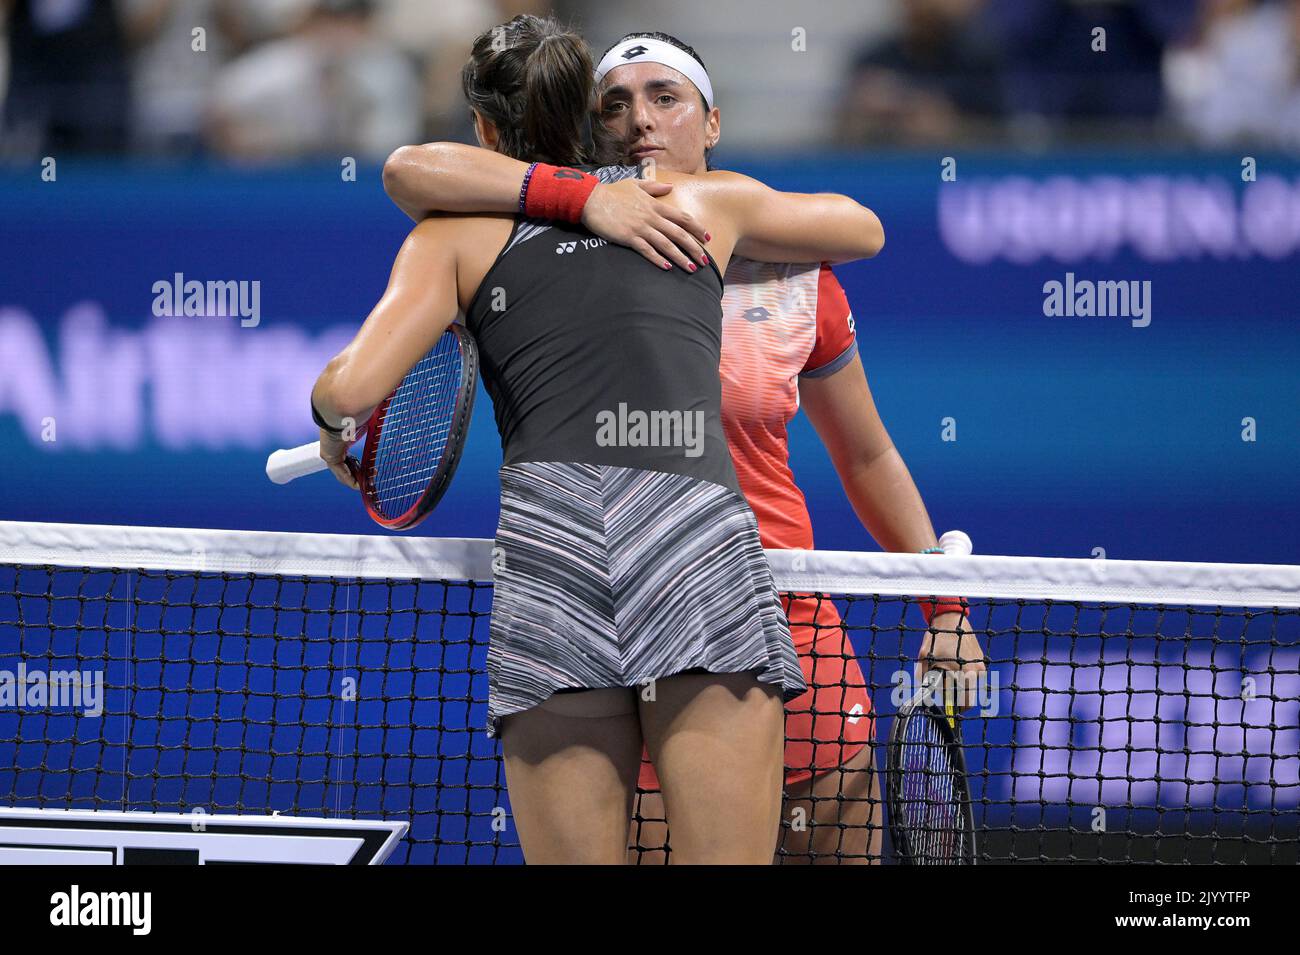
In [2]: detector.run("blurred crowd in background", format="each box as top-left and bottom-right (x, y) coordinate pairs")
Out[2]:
(2, 0), (1300, 163)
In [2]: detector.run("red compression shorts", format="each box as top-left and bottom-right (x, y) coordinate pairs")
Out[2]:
(637, 593), (874, 791)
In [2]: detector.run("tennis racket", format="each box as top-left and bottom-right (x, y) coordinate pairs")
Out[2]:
(886, 529), (977, 865)
(886, 684), (977, 865)
(265, 324), (478, 531)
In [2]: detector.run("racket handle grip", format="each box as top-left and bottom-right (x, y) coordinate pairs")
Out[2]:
(266, 442), (328, 484)
(938, 530), (972, 556)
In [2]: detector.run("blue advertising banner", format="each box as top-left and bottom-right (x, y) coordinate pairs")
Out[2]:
(3, 154), (1294, 564)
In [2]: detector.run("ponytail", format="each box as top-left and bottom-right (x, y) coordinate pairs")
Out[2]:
(463, 15), (595, 166)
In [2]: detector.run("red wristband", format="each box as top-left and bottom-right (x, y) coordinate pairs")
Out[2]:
(919, 596), (969, 626)
(523, 164), (599, 222)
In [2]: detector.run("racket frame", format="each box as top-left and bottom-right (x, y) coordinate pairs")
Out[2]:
(885, 685), (978, 865)
(358, 323), (478, 531)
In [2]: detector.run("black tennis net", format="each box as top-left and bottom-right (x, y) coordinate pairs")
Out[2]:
(1, 520), (1297, 864)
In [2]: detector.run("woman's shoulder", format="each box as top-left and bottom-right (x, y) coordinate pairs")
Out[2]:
(409, 211), (515, 235)
(402, 214), (515, 304)
(406, 212), (515, 256)
(662, 169), (767, 207)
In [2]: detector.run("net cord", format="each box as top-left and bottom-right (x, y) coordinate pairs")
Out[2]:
(2, 520), (1298, 608)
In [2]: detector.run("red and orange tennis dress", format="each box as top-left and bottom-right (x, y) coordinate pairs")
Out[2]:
(639, 258), (873, 790)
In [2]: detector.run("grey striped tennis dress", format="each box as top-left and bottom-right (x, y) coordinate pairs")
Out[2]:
(465, 164), (806, 737)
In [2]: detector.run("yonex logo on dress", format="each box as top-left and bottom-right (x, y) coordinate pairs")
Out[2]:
(622, 45), (649, 59)
(556, 238), (607, 255)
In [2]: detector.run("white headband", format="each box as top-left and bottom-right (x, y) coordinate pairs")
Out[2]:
(594, 37), (714, 110)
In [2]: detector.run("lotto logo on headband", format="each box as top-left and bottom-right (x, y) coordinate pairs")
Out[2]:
(594, 37), (715, 109)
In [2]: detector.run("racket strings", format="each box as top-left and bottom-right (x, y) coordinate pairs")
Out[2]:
(366, 333), (463, 519)
(898, 714), (969, 863)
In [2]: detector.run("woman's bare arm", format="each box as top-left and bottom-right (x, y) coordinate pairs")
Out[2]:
(311, 216), (463, 485)
(382, 142), (710, 269)
(699, 170), (884, 265)
(799, 354), (930, 552)
(799, 354), (985, 698)
(382, 143), (529, 220)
